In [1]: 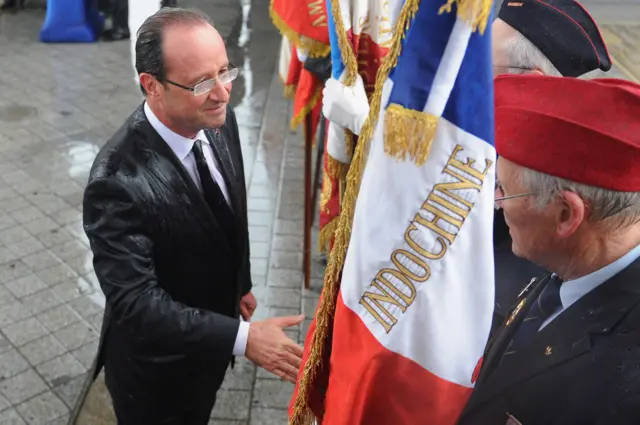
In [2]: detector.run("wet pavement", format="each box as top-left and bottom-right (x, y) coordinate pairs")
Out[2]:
(0, 1), (323, 424)
(1, 0), (638, 424)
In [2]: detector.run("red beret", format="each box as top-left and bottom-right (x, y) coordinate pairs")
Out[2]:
(494, 74), (640, 192)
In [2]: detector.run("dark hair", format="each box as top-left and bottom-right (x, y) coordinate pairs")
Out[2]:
(135, 7), (213, 95)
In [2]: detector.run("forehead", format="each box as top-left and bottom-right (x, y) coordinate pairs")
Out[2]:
(492, 18), (517, 45)
(163, 23), (228, 76)
(496, 157), (522, 186)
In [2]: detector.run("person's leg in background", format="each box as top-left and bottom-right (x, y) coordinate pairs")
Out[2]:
(0, 0), (17, 13)
(103, 0), (129, 41)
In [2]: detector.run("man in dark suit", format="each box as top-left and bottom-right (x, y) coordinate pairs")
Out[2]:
(458, 75), (640, 425)
(490, 0), (612, 329)
(83, 8), (304, 425)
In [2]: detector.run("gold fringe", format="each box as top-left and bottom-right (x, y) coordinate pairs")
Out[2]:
(288, 2), (422, 425)
(290, 86), (323, 131)
(326, 155), (349, 180)
(269, 0), (331, 58)
(328, 0), (359, 85)
(384, 104), (438, 165)
(284, 84), (297, 99)
(319, 167), (333, 216)
(438, 0), (493, 34)
(318, 216), (339, 255)
(344, 130), (355, 159)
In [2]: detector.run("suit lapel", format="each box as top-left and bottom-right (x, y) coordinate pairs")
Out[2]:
(469, 259), (640, 410)
(129, 105), (230, 247)
(476, 273), (552, 386)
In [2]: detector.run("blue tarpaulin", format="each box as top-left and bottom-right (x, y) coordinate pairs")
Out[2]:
(40, 0), (104, 43)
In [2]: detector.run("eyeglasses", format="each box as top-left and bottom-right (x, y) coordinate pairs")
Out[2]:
(164, 67), (239, 96)
(494, 181), (536, 210)
(493, 65), (534, 74)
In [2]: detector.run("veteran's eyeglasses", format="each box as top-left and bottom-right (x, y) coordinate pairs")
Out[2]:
(163, 67), (240, 96)
(493, 65), (534, 75)
(494, 181), (536, 210)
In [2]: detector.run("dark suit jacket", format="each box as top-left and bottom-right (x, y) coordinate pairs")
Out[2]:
(83, 104), (252, 410)
(459, 258), (640, 425)
(491, 210), (545, 333)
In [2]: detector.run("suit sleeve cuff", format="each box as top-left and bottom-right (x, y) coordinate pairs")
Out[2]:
(232, 319), (250, 356)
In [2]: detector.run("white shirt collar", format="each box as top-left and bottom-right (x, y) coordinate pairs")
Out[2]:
(144, 102), (209, 161)
(559, 243), (640, 310)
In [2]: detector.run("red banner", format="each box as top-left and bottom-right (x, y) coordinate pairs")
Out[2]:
(270, 0), (331, 57)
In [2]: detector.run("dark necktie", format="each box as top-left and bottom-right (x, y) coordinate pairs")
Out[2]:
(192, 140), (236, 245)
(502, 275), (563, 358)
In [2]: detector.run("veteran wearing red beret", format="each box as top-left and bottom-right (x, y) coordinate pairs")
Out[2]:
(491, 0), (614, 335)
(458, 75), (640, 425)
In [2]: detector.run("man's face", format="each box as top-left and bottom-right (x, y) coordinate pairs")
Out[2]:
(160, 23), (231, 132)
(495, 157), (560, 265)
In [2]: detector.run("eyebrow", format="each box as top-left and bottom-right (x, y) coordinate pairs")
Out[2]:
(191, 62), (232, 84)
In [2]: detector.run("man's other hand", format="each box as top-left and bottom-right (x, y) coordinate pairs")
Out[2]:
(240, 292), (257, 321)
(245, 315), (305, 383)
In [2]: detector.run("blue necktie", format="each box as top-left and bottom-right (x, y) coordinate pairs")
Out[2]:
(502, 275), (563, 358)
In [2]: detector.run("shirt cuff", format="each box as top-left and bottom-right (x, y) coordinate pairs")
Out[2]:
(232, 319), (250, 356)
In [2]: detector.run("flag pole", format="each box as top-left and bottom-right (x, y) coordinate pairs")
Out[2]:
(303, 114), (314, 289)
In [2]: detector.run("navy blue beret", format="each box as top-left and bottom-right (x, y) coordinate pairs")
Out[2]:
(499, 0), (612, 77)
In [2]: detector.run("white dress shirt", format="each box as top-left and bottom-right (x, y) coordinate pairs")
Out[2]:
(541, 242), (640, 329)
(144, 102), (250, 356)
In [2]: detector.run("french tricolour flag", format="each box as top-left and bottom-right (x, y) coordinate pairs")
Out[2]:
(323, 0), (399, 165)
(290, 1), (496, 424)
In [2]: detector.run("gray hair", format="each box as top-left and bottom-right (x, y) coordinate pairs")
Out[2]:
(520, 167), (640, 228)
(503, 30), (562, 77)
(135, 7), (213, 95)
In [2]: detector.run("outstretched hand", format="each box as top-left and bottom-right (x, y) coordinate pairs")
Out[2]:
(245, 315), (305, 383)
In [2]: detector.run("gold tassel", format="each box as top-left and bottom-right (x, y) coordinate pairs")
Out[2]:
(269, 0), (331, 58)
(283, 84), (297, 99)
(319, 167), (333, 216)
(318, 163), (344, 255)
(344, 130), (355, 159)
(326, 155), (349, 180)
(384, 104), (438, 165)
(288, 2), (422, 425)
(317, 217), (339, 255)
(438, 0), (493, 34)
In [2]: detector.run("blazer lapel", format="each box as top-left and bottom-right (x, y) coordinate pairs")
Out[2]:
(469, 259), (640, 410)
(476, 273), (553, 386)
(129, 105), (230, 247)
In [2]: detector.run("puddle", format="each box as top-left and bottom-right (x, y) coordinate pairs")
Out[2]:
(0, 104), (38, 123)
